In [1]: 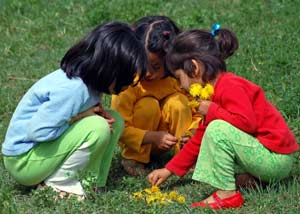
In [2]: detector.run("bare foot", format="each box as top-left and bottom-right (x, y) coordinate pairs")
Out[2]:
(235, 173), (259, 189)
(121, 158), (146, 177)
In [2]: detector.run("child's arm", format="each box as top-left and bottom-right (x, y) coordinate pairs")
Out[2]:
(69, 105), (101, 124)
(27, 87), (92, 142)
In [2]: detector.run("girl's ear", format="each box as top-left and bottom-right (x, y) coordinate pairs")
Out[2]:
(191, 59), (203, 78)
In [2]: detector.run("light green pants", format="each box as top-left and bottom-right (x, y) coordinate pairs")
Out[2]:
(3, 110), (123, 188)
(192, 120), (295, 190)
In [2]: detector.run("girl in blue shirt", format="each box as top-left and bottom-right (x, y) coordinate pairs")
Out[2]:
(2, 21), (146, 198)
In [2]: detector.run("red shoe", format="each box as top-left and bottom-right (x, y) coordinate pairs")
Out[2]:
(191, 191), (244, 210)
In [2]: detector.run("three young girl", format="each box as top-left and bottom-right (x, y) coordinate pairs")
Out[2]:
(2, 21), (147, 198)
(3, 16), (298, 210)
(147, 25), (299, 209)
(111, 16), (202, 176)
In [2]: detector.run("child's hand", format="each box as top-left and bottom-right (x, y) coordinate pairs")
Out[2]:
(179, 135), (191, 148)
(197, 100), (212, 115)
(96, 106), (115, 131)
(147, 168), (172, 186)
(145, 131), (177, 151)
(179, 129), (195, 148)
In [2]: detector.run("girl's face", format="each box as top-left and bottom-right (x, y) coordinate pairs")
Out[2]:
(173, 69), (198, 91)
(144, 52), (165, 81)
(172, 60), (204, 92)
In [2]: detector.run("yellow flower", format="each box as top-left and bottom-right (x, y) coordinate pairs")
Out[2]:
(185, 130), (193, 137)
(189, 83), (202, 98)
(189, 83), (214, 101)
(132, 191), (143, 199)
(159, 198), (169, 205)
(144, 188), (152, 194)
(188, 100), (199, 108)
(169, 191), (178, 200)
(151, 185), (160, 193)
(146, 195), (156, 204)
(200, 89), (210, 100)
(176, 195), (186, 203)
(204, 84), (214, 96)
(133, 186), (186, 205)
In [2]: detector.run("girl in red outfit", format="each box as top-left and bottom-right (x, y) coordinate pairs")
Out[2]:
(147, 24), (299, 210)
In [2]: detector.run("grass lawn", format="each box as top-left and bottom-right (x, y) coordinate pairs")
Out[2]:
(0, 0), (299, 213)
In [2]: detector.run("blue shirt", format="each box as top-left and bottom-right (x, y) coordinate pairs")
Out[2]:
(2, 69), (100, 156)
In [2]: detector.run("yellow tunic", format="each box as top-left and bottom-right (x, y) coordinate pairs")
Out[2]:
(111, 77), (201, 163)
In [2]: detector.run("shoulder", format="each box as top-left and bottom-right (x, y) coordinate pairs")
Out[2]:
(215, 72), (263, 99)
(217, 72), (258, 89)
(30, 69), (90, 100)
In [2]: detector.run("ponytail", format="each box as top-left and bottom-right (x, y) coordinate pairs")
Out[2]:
(215, 28), (239, 60)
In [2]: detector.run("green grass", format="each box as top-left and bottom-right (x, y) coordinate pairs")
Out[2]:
(1, 0), (299, 213)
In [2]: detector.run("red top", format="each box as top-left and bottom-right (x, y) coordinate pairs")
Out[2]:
(166, 72), (299, 176)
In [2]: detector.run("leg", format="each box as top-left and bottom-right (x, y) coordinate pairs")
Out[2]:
(94, 110), (124, 187)
(44, 141), (91, 195)
(4, 115), (112, 195)
(160, 92), (194, 154)
(120, 97), (161, 176)
(192, 120), (295, 209)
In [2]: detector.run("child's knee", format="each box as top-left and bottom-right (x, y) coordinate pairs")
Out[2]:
(134, 97), (161, 120)
(81, 115), (111, 141)
(163, 93), (191, 114)
(206, 119), (231, 134)
(203, 120), (233, 147)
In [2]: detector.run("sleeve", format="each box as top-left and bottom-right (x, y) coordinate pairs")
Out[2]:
(27, 86), (88, 142)
(205, 86), (257, 133)
(111, 87), (147, 152)
(189, 114), (202, 130)
(165, 124), (206, 176)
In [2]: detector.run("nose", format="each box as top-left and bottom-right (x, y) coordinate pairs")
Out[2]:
(145, 71), (152, 80)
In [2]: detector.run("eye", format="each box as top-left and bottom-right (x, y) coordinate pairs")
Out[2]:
(151, 63), (161, 71)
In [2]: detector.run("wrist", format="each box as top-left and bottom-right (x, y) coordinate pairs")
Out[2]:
(69, 115), (79, 125)
(142, 131), (155, 145)
(164, 168), (173, 176)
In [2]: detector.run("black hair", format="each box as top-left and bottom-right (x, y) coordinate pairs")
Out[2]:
(132, 16), (181, 76)
(166, 28), (239, 83)
(61, 21), (147, 94)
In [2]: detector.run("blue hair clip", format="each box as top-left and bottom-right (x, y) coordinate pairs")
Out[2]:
(211, 23), (221, 37)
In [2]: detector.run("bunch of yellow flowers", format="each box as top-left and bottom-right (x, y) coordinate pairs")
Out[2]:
(132, 186), (186, 205)
(188, 83), (214, 110)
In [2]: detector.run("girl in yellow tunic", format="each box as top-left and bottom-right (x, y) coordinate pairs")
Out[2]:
(111, 16), (202, 176)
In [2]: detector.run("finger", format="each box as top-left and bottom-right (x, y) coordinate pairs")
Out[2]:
(106, 118), (115, 124)
(165, 140), (177, 146)
(93, 106), (101, 113)
(181, 136), (190, 143)
(156, 177), (164, 186)
(160, 143), (171, 150)
(163, 143), (172, 150)
(165, 134), (177, 142)
(148, 173), (155, 185)
(109, 117), (115, 123)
